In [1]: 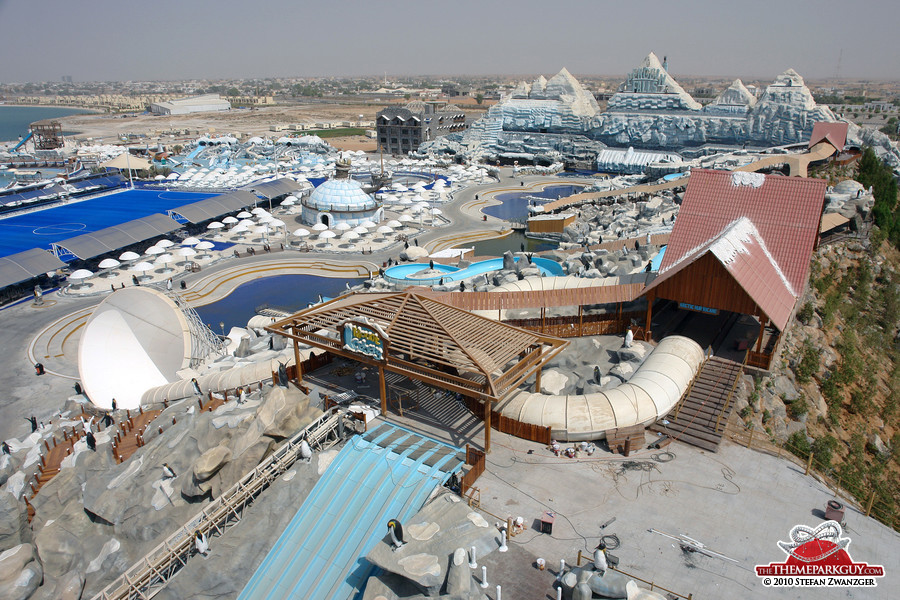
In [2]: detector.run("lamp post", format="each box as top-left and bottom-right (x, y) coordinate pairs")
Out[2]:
(219, 321), (225, 338)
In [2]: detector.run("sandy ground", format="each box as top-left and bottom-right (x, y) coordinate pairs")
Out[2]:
(56, 102), (384, 144)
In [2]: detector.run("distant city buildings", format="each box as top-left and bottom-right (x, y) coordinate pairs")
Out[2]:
(376, 101), (468, 155)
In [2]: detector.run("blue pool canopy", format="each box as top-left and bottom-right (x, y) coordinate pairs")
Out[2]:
(239, 422), (463, 600)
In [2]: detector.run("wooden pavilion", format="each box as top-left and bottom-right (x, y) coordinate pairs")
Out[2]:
(266, 291), (568, 451)
(641, 169), (826, 369)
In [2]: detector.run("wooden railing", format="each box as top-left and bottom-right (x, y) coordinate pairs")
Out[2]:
(725, 423), (900, 533)
(747, 350), (772, 370)
(714, 350), (749, 434)
(504, 311), (643, 339)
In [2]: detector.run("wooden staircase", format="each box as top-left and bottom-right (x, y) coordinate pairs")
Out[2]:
(649, 356), (744, 452)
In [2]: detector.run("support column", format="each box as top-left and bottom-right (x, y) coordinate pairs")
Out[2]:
(644, 290), (655, 341)
(755, 315), (767, 354)
(578, 305), (583, 336)
(292, 330), (303, 386)
(379, 365), (387, 416)
(484, 399), (492, 453)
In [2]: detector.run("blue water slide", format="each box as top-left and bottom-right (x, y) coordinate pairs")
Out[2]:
(12, 131), (33, 152)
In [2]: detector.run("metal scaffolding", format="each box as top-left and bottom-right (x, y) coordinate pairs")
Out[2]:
(30, 121), (64, 150)
(165, 290), (225, 367)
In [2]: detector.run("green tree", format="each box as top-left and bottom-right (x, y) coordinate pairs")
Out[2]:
(475, 93), (484, 105)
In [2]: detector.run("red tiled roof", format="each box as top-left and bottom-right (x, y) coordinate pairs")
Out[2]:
(808, 122), (848, 152)
(648, 169), (825, 329)
(646, 218), (798, 330)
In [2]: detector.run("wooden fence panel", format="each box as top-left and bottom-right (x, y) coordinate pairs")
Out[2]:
(460, 445), (486, 498)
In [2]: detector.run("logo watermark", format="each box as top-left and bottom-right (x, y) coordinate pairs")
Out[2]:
(755, 521), (884, 588)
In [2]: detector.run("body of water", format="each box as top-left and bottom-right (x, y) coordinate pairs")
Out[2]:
(481, 184), (585, 221)
(195, 274), (360, 332)
(461, 230), (558, 257)
(0, 105), (89, 143)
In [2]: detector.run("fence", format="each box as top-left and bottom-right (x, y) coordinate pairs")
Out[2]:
(725, 424), (899, 533)
(460, 444), (486, 500)
(505, 311), (643, 339)
(461, 395), (552, 445)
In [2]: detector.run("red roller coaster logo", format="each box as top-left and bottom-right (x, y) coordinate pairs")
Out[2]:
(755, 521), (884, 588)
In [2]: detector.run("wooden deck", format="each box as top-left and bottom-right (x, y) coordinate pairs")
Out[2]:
(110, 408), (164, 464)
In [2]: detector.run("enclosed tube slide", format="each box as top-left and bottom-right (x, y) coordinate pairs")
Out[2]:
(494, 335), (704, 441)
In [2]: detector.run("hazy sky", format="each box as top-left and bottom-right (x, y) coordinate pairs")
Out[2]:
(1, 0), (898, 82)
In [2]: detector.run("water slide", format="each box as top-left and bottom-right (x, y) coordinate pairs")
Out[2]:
(12, 131), (33, 152)
(494, 335), (704, 441)
(239, 422), (463, 600)
(139, 347), (321, 404)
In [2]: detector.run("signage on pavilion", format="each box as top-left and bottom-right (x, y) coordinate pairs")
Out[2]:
(341, 318), (387, 361)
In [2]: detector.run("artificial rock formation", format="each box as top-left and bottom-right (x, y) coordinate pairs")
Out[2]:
(419, 55), (900, 170)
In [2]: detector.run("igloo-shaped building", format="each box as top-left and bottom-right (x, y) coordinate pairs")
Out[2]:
(300, 158), (383, 228)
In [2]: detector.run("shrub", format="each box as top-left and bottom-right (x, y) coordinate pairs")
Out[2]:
(849, 389), (872, 415)
(787, 431), (811, 459)
(797, 302), (815, 325)
(811, 435), (839, 469)
(787, 396), (809, 420)
(795, 341), (819, 384)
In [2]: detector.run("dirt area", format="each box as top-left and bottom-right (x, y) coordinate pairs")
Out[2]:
(327, 135), (377, 152)
(57, 102), (383, 143)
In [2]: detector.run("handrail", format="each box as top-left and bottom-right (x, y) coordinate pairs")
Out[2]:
(93, 406), (348, 600)
(714, 350), (749, 433)
(672, 348), (710, 421)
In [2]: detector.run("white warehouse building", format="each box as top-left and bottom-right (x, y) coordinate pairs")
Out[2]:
(150, 94), (231, 116)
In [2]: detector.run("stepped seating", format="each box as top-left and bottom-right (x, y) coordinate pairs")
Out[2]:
(649, 356), (743, 452)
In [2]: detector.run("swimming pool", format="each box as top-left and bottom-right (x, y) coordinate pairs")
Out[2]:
(194, 273), (360, 332)
(0, 188), (215, 258)
(463, 230), (558, 256)
(482, 184), (585, 221)
(384, 255), (563, 285)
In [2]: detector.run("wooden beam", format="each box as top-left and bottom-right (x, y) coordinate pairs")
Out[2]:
(755, 315), (767, 354)
(292, 326), (302, 385)
(644, 290), (655, 341)
(578, 304), (583, 337)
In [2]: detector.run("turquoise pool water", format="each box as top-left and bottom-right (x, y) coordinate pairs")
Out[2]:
(384, 255), (563, 285)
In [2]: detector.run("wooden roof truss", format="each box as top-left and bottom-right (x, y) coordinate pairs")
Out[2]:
(267, 291), (568, 403)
